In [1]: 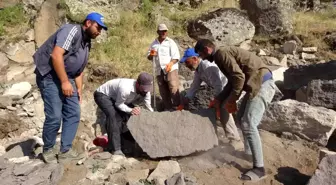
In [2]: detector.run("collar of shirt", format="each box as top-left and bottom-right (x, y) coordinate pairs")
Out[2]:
(155, 37), (169, 44)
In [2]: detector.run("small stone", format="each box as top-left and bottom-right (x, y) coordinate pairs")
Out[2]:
(283, 40), (297, 54)
(6, 106), (17, 111)
(3, 82), (32, 99)
(301, 53), (316, 60)
(18, 112), (28, 117)
(147, 160), (181, 184)
(25, 29), (35, 42)
(8, 156), (30, 163)
(0, 96), (13, 109)
(302, 47), (317, 53)
(258, 49), (267, 56)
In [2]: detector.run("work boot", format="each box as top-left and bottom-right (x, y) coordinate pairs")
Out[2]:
(41, 147), (58, 164)
(113, 150), (125, 157)
(58, 149), (85, 163)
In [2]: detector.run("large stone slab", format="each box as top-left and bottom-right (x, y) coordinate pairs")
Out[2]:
(127, 109), (218, 158)
(284, 60), (336, 91)
(306, 79), (336, 109)
(307, 155), (336, 185)
(187, 8), (255, 47)
(240, 0), (294, 35)
(260, 99), (336, 146)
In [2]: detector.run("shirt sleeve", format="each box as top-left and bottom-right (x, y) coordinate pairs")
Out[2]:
(169, 40), (180, 60)
(205, 66), (226, 96)
(144, 92), (154, 112)
(185, 71), (202, 100)
(55, 25), (79, 51)
(115, 87), (133, 113)
(216, 50), (245, 101)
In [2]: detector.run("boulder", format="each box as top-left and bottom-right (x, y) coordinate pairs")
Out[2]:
(187, 8), (255, 47)
(306, 79), (336, 109)
(6, 41), (35, 64)
(3, 82), (32, 99)
(127, 109), (218, 158)
(307, 155), (336, 185)
(0, 52), (9, 71)
(147, 160), (181, 185)
(240, 0), (294, 35)
(260, 99), (336, 146)
(284, 60), (336, 91)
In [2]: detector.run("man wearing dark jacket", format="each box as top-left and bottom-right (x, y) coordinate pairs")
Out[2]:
(194, 39), (276, 181)
(34, 12), (107, 163)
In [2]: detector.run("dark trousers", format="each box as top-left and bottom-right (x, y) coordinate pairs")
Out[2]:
(157, 69), (180, 109)
(93, 91), (131, 151)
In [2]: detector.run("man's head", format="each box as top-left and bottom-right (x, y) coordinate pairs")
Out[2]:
(157, 23), (168, 41)
(83, 12), (108, 39)
(194, 39), (216, 62)
(136, 72), (154, 96)
(180, 48), (200, 71)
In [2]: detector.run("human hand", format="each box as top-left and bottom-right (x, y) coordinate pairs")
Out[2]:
(131, 107), (141, 115)
(61, 81), (74, 97)
(165, 62), (174, 73)
(225, 101), (238, 113)
(78, 89), (82, 104)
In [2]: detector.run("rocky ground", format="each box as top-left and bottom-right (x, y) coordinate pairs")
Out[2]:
(1, 0), (336, 185)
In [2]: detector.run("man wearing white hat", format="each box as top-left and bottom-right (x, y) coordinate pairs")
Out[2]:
(147, 23), (181, 110)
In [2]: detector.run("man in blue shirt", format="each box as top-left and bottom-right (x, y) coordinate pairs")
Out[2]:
(33, 12), (107, 163)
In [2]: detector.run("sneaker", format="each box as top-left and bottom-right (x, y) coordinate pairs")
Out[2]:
(41, 147), (58, 164)
(58, 149), (85, 163)
(113, 150), (125, 157)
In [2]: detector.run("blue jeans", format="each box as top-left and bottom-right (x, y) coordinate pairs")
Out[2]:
(36, 73), (80, 153)
(237, 79), (276, 167)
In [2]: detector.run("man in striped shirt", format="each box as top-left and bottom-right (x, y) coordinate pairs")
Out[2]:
(33, 12), (107, 163)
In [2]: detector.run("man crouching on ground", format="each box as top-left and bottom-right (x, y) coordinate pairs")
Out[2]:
(178, 48), (243, 150)
(93, 72), (154, 156)
(34, 12), (107, 163)
(194, 39), (276, 182)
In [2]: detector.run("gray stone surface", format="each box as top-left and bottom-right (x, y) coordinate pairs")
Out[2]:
(147, 160), (181, 185)
(0, 52), (9, 71)
(284, 60), (336, 91)
(0, 95), (13, 109)
(13, 161), (44, 176)
(187, 8), (255, 47)
(306, 79), (336, 109)
(3, 139), (36, 159)
(307, 155), (336, 185)
(261, 99), (336, 146)
(240, 0), (294, 35)
(167, 172), (186, 185)
(127, 109), (218, 158)
(283, 40), (297, 54)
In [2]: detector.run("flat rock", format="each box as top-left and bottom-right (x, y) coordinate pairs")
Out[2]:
(284, 60), (336, 91)
(127, 109), (218, 158)
(261, 99), (336, 146)
(307, 155), (336, 185)
(301, 52), (316, 60)
(147, 160), (181, 184)
(13, 160), (44, 176)
(306, 79), (336, 109)
(7, 41), (35, 64)
(187, 8), (255, 46)
(0, 52), (9, 71)
(302, 47), (318, 53)
(3, 82), (32, 99)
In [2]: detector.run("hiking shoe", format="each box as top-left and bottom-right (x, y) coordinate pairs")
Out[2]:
(41, 147), (58, 164)
(58, 149), (85, 163)
(113, 150), (125, 157)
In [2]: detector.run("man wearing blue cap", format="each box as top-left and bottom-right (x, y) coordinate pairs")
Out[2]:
(179, 48), (242, 148)
(33, 12), (107, 163)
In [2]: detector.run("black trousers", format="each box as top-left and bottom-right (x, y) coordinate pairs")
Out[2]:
(93, 91), (131, 151)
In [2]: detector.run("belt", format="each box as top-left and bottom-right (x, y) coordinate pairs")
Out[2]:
(262, 72), (273, 83)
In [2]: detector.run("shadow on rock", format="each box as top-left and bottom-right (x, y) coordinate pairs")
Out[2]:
(275, 167), (311, 185)
(4, 138), (37, 159)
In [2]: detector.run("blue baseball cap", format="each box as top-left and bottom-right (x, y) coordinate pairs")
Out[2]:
(180, 48), (199, 63)
(85, 12), (108, 30)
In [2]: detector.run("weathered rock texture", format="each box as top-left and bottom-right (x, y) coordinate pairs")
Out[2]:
(166, 0), (209, 8)
(261, 100), (336, 146)
(127, 109), (218, 158)
(147, 160), (181, 185)
(187, 8), (255, 47)
(284, 60), (336, 91)
(240, 0), (294, 35)
(307, 155), (336, 185)
(306, 79), (336, 109)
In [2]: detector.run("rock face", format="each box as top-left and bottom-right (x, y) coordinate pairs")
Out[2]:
(127, 109), (218, 158)
(240, 0), (294, 35)
(284, 60), (336, 91)
(307, 155), (336, 185)
(306, 79), (336, 110)
(260, 100), (336, 146)
(187, 8), (255, 47)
